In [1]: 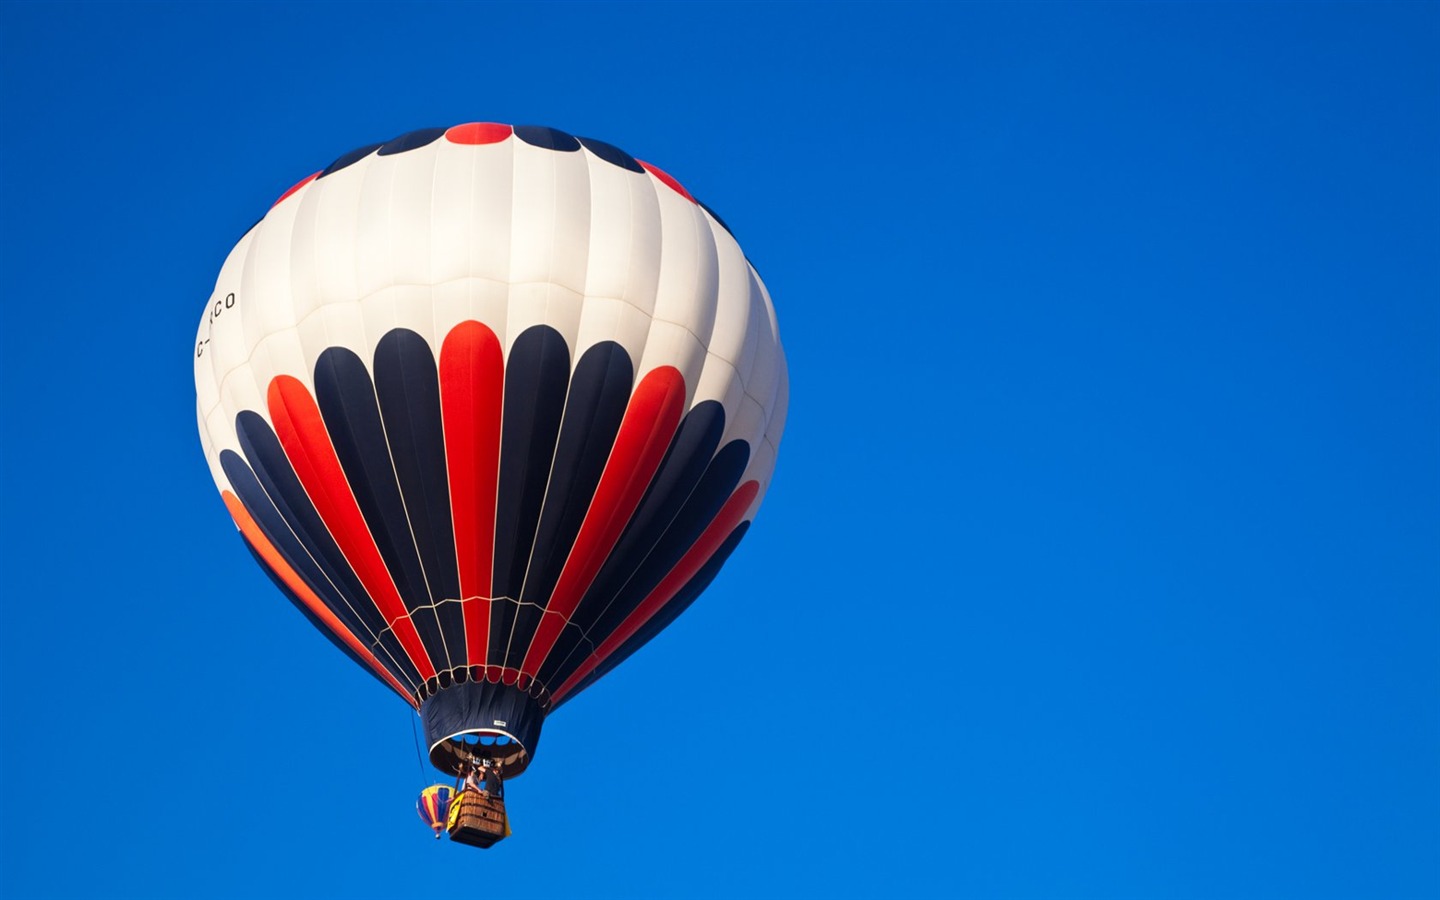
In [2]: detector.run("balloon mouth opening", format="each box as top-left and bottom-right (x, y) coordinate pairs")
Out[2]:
(429, 729), (531, 779)
(420, 680), (545, 780)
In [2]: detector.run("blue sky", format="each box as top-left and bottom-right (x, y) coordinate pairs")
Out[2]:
(1, 2), (1436, 897)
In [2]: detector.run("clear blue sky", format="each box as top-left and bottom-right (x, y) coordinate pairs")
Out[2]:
(1, 2), (1436, 897)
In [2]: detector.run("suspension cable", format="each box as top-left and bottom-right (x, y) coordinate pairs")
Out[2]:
(410, 709), (428, 785)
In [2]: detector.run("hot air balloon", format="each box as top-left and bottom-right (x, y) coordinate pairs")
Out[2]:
(417, 784), (455, 838)
(193, 123), (787, 843)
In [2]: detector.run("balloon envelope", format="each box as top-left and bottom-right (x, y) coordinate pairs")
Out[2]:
(194, 123), (787, 776)
(417, 784), (456, 834)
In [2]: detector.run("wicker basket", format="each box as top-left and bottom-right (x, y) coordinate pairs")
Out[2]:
(448, 790), (508, 848)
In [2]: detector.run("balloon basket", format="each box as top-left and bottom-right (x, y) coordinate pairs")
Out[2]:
(448, 790), (508, 848)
